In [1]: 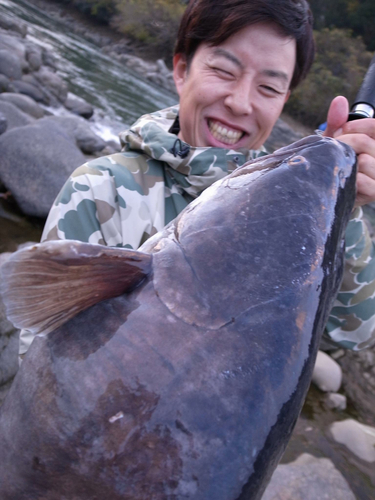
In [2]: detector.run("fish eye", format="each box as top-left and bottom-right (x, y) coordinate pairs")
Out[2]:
(287, 156), (309, 169)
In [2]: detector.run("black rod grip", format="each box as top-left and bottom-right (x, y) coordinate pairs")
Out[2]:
(348, 54), (375, 121)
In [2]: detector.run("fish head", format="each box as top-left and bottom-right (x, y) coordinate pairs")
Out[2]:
(151, 135), (356, 329)
(230, 134), (356, 195)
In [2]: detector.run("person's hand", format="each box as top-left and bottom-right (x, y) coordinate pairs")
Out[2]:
(323, 95), (375, 207)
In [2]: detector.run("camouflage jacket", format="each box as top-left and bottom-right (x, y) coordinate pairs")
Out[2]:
(41, 106), (267, 248)
(19, 106), (375, 354)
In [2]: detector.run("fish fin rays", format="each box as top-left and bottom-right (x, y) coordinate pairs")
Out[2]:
(1, 240), (152, 335)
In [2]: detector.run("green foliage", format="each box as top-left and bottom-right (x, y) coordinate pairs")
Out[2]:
(111, 0), (186, 61)
(309, 0), (375, 51)
(284, 28), (373, 127)
(53, 0), (116, 24)
(76, 0), (116, 23)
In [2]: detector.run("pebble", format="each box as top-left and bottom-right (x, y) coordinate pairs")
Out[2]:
(330, 419), (375, 462)
(262, 453), (356, 500)
(330, 348), (345, 360)
(312, 350), (342, 392)
(324, 392), (347, 411)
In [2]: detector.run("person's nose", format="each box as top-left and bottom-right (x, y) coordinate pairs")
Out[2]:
(224, 78), (254, 116)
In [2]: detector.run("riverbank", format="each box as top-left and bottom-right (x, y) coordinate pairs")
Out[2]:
(25, 0), (179, 95)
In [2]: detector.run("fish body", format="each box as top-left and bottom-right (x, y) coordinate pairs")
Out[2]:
(0, 136), (356, 499)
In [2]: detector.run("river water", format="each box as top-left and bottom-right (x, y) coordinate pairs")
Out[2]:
(0, 0), (177, 143)
(0, 0), (178, 250)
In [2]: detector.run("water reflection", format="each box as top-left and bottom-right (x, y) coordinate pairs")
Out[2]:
(0, 0), (177, 140)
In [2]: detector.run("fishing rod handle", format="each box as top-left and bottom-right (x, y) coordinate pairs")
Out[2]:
(348, 53), (375, 121)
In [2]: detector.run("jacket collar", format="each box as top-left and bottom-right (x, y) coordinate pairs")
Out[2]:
(119, 105), (266, 197)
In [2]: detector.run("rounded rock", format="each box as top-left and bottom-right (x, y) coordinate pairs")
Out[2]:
(312, 350), (342, 392)
(0, 74), (10, 92)
(0, 92), (45, 119)
(156, 58), (169, 75)
(25, 45), (42, 72)
(0, 101), (34, 130)
(0, 120), (86, 217)
(330, 419), (375, 462)
(0, 50), (23, 80)
(0, 15), (27, 37)
(64, 92), (94, 119)
(39, 115), (106, 154)
(12, 79), (48, 104)
(324, 392), (347, 411)
(0, 112), (7, 135)
(33, 67), (68, 104)
(262, 453), (356, 500)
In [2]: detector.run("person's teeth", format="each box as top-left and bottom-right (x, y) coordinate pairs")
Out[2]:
(208, 120), (243, 144)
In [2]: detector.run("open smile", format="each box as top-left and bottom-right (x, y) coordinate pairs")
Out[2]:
(207, 119), (245, 146)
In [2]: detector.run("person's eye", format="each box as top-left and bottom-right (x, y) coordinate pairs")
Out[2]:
(212, 66), (234, 78)
(260, 85), (283, 96)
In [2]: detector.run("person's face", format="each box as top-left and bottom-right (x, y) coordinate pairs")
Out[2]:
(173, 23), (296, 150)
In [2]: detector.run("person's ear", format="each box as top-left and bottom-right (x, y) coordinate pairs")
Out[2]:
(173, 53), (188, 97)
(284, 90), (291, 104)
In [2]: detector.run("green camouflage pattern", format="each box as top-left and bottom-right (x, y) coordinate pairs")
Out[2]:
(19, 106), (375, 355)
(41, 106), (267, 249)
(326, 207), (375, 350)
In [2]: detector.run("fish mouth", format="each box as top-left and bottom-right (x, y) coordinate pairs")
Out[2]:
(207, 119), (246, 146)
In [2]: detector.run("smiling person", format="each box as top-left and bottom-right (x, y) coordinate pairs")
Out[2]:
(20, 0), (375, 356)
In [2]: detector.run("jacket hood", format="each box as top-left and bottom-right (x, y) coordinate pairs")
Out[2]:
(119, 105), (267, 198)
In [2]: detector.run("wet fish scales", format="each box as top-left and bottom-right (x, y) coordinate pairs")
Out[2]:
(0, 136), (356, 499)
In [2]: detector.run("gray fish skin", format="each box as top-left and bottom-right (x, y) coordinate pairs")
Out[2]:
(0, 136), (356, 499)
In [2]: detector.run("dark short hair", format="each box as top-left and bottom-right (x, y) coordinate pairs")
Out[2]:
(174, 0), (315, 90)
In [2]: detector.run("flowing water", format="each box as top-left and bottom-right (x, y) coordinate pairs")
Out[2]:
(0, 0), (177, 143)
(0, 0), (177, 250)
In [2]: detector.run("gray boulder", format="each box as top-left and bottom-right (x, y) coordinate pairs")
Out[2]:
(146, 71), (165, 87)
(33, 66), (68, 103)
(0, 14), (27, 37)
(39, 115), (106, 154)
(42, 49), (57, 69)
(0, 252), (19, 407)
(0, 92), (45, 119)
(25, 44), (42, 72)
(0, 120), (86, 217)
(0, 111), (7, 135)
(156, 58), (170, 76)
(64, 92), (94, 119)
(0, 33), (27, 61)
(330, 419), (375, 463)
(262, 453), (356, 500)
(0, 73), (10, 92)
(0, 49), (22, 80)
(0, 101), (34, 130)
(12, 79), (48, 104)
(312, 350), (342, 392)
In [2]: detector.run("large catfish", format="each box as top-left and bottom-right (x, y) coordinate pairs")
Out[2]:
(0, 136), (356, 499)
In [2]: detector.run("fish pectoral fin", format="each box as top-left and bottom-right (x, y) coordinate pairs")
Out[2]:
(0, 240), (152, 335)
